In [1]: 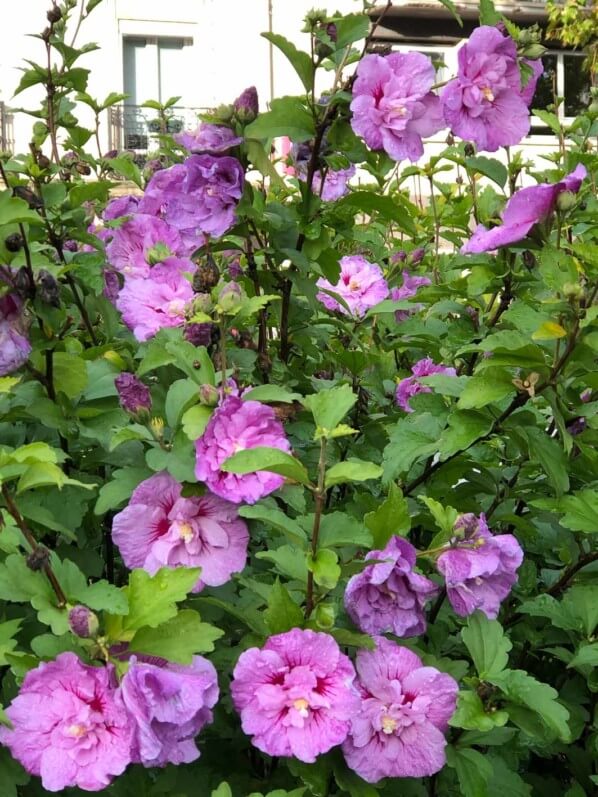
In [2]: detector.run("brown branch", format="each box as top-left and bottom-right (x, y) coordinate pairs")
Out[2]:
(1, 485), (67, 607)
(546, 551), (598, 598)
(305, 437), (327, 619)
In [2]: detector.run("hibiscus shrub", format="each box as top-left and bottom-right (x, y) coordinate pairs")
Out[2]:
(0, 0), (598, 794)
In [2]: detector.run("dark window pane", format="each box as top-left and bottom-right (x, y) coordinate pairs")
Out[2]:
(530, 54), (557, 112)
(564, 54), (591, 116)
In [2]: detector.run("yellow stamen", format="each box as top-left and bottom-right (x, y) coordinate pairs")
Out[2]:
(482, 87), (495, 102)
(293, 698), (310, 718)
(381, 715), (397, 735)
(67, 724), (87, 738)
(178, 522), (194, 543)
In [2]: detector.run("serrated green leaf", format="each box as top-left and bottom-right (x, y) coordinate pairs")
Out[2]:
(462, 613), (511, 679)
(265, 578), (304, 634)
(130, 609), (223, 663)
(120, 567), (201, 635)
(325, 459), (382, 488)
(364, 483), (410, 548)
(222, 446), (312, 486)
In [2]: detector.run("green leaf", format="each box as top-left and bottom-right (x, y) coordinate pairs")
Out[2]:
(307, 548), (340, 589)
(568, 642), (598, 669)
(120, 567), (201, 635)
(0, 747), (29, 797)
(315, 512), (372, 549)
(245, 97), (315, 142)
(531, 321), (567, 341)
(181, 404), (213, 441)
(382, 412), (446, 482)
(518, 594), (582, 633)
(0, 619), (22, 666)
(336, 192), (416, 236)
(488, 669), (570, 741)
(458, 369), (515, 409)
(447, 746), (492, 797)
(449, 690), (509, 732)
(16, 462), (94, 494)
(436, 0), (463, 25)
(419, 496), (459, 540)
(329, 628), (375, 650)
(262, 33), (314, 92)
(522, 427), (569, 496)
(479, 0), (501, 25)
(325, 459), (382, 488)
(0, 191), (43, 226)
(438, 410), (493, 460)
(364, 483), (410, 548)
(82, 580), (128, 615)
(333, 760), (379, 797)
(211, 785), (233, 797)
(303, 385), (357, 435)
(165, 378), (200, 428)
(239, 503), (307, 546)
(334, 14), (370, 48)
(50, 352), (89, 397)
(465, 156), (507, 189)
(256, 545), (308, 582)
(532, 109), (561, 135)
(265, 578), (304, 634)
(221, 446), (312, 486)
(552, 490), (598, 532)
(94, 466), (150, 515)
(462, 613), (511, 679)
(130, 609), (223, 663)
(243, 385), (302, 403)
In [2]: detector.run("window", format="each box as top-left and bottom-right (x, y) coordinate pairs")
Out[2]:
(122, 36), (192, 149)
(531, 51), (591, 129)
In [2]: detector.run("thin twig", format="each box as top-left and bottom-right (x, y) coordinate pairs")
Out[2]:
(305, 437), (327, 619)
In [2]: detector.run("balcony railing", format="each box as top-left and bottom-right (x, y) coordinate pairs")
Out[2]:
(108, 105), (208, 154)
(0, 102), (14, 154)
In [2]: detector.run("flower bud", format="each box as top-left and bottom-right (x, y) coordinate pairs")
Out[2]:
(390, 250), (407, 264)
(189, 292), (213, 317)
(103, 149), (118, 160)
(185, 322), (215, 347)
(567, 417), (586, 437)
(217, 281), (246, 313)
(199, 383), (220, 406)
(37, 154), (51, 171)
(193, 255), (220, 293)
(4, 233), (23, 253)
(409, 247), (425, 265)
(13, 185), (43, 209)
(38, 269), (60, 307)
(26, 545), (50, 571)
(522, 250), (536, 270)
(464, 142), (475, 157)
(563, 281), (583, 301)
(315, 602), (335, 630)
(150, 416), (165, 439)
(228, 258), (243, 280)
(75, 162), (92, 176)
(233, 86), (259, 123)
(47, 6), (62, 24)
(14, 267), (34, 299)
(213, 103), (235, 124)
(115, 372), (152, 417)
(143, 158), (163, 182)
(63, 239), (78, 252)
(445, 133), (455, 146)
(68, 605), (99, 638)
(557, 190), (577, 212)
(581, 388), (592, 403)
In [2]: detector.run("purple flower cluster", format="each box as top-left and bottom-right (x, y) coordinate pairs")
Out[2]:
(0, 651), (218, 792)
(112, 471), (249, 591)
(99, 138), (244, 341)
(316, 255), (389, 318)
(350, 26), (542, 157)
(396, 357), (457, 412)
(230, 629), (458, 781)
(390, 270), (431, 322)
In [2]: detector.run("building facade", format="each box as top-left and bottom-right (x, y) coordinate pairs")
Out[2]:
(0, 1), (592, 169)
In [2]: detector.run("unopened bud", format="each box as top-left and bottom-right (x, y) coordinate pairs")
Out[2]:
(522, 250), (536, 270)
(199, 383), (219, 406)
(563, 281), (583, 301)
(233, 86), (259, 124)
(557, 190), (577, 212)
(69, 605), (99, 638)
(315, 602), (335, 630)
(47, 5), (62, 23)
(150, 416), (165, 439)
(26, 546), (50, 571)
(390, 250), (407, 264)
(37, 154), (51, 170)
(38, 269), (60, 307)
(4, 233), (23, 253)
(217, 281), (245, 313)
(75, 162), (92, 176)
(115, 372), (152, 416)
(14, 267), (34, 299)
(445, 133), (455, 146)
(189, 292), (213, 316)
(184, 321), (215, 347)
(409, 247), (425, 265)
(581, 388), (592, 403)
(464, 142), (475, 157)
(192, 255), (220, 293)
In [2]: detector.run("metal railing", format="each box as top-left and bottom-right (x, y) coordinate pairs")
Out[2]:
(0, 102), (14, 153)
(108, 105), (208, 153)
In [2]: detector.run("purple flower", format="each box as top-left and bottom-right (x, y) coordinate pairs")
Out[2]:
(0, 653), (132, 792)
(112, 471), (249, 591)
(120, 655), (219, 767)
(195, 395), (291, 504)
(231, 628), (359, 762)
(0, 294), (31, 376)
(140, 155), (244, 244)
(234, 86), (259, 123)
(106, 214), (184, 277)
(116, 258), (195, 342)
(317, 255), (389, 318)
(115, 372), (152, 415)
(350, 52), (445, 161)
(396, 357), (457, 412)
(312, 164), (356, 201)
(462, 165), (587, 253)
(174, 123), (243, 154)
(390, 270), (431, 321)
(103, 194), (140, 221)
(441, 26), (540, 152)
(344, 536), (439, 638)
(568, 417), (586, 436)
(103, 270), (121, 303)
(342, 637), (458, 782)
(436, 513), (523, 619)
